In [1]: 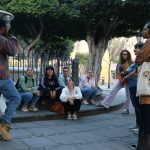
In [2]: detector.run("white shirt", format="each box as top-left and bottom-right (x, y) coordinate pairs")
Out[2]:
(60, 86), (83, 102)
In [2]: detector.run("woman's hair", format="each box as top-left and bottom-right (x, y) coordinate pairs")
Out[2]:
(45, 65), (56, 78)
(118, 49), (133, 65)
(134, 42), (144, 49)
(67, 77), (75, 87)
(66, 77), (74, 82)
(27, 67), (34, 72)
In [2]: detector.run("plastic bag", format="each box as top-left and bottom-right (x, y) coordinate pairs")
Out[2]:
(0, 94), (7, 114)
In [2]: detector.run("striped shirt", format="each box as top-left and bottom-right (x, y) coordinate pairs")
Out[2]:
(0, 35), (18, 79)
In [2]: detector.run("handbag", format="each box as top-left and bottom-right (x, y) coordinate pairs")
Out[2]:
(0, 94), (7, 114)
(50, 102), (64, 115)
(136, 62), (150, 96)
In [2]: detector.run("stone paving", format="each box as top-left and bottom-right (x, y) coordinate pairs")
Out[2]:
(0, 109), (137, 150)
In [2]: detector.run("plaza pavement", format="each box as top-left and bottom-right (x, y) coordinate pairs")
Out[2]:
(0, 83), (137, 150)
(0, 109), (137, 150)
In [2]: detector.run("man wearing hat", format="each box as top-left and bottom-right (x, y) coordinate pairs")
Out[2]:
(0, 11), (21, 141)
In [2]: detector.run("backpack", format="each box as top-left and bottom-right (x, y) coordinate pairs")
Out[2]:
(15, 76), (34, 89)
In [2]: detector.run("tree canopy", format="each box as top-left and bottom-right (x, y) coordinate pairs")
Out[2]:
(1, 0), (150, 82)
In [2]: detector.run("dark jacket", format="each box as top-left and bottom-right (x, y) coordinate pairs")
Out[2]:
(39, 76), (60, 95)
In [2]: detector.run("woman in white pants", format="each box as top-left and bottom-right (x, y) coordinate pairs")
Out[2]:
(101, 49), (132, 114)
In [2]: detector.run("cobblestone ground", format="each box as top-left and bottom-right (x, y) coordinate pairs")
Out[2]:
(0, 109), (137, 150)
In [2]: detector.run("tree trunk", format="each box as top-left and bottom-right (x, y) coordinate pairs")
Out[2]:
(108, 60), (111, 89)
(86, 17), (120, 85)
(24, 18), (44, 53)
(87, 34), (109, 84)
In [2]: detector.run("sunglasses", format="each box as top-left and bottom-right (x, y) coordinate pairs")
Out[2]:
(27, 69), (33, 71)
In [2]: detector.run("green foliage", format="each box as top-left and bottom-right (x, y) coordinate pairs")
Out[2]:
(1, 0), (150, 50)
(3, 0), (59, 16)
(48, 37), (74, 57)
(75, 52), (88, 65)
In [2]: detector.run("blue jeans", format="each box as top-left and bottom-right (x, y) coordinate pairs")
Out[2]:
(0, 78), (21, 124)
(129, 86), (141, 126)
(81, 87), (98, 101)
(20, 92), (40, 107)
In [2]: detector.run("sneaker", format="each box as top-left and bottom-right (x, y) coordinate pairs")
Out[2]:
(131, 128), (139, 132)
(130, 144), (137, 150)
(67, 114), (72, 120)
(21, 106), (29, 112)
(133, 130), (139, 134)
(72, 113), (77, 120)
(122, 109), (129, 114)
(129, 125), (139, 130)
(0, 120), (12, 141)
(29, 106), (38, 112)
(82, 100), (89, 105)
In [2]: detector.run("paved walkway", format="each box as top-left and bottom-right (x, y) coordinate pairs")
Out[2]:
(0, 109), (137, 150)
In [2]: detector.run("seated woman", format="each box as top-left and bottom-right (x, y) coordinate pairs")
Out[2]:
(17, 67), (41, 112)
(39, 65), (61, 109)
(79, 70), (98, 105)
(60, 77), (82, 120)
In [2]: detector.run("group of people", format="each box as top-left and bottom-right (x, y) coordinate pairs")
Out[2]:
(16, 65), (98, 120)
(0, 17), (98, 141)
(99, 22), (150, 150)
(0, 10), (150, 150)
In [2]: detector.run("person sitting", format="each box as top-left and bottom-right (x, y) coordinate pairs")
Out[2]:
(79, 70), (98, 105)
(17, 67), (41, 112)
(39, 65), (61, 109)
(58, 66), (70, 89)
(60, 77), (82, 120)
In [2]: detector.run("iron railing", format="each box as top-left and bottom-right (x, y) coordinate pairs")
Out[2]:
(9, 51), (79, 85)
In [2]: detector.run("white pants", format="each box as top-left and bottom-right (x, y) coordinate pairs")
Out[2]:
(101, 80), (130, 110)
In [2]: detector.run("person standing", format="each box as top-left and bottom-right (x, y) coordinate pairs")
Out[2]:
(135, 21), (150, 150)
(100, 50), (132, 114)
(0, 17), (21, 141)
(123, 42), (143, 135)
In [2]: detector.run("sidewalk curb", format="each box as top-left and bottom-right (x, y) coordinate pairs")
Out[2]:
(12, 103), (123, 123)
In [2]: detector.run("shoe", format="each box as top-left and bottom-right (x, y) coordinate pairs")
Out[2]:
(131, 128), (139, 132)
(29, 106), (38, 112)
(67, 114), (72, 120)
(90, 100), (96, 105)
(130, 144), (137, 150)
(122, 109), (129, 114)
(129, 125), (139, 130)
(133, 130), (139, 134)
(0, 120), (12, 141)
(82, 100), (89, 105)
(98, 104), (108, 110)
(21, 106), (29, 112)
(72, 113), (77, 120)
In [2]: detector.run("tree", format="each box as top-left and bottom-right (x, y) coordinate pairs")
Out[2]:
(75, 52), (88, 75)
(1, 0), (150, 84)
(0, 0), (75, 68)
(107, 38), (128, 88)
(59, 0), (150, 83)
